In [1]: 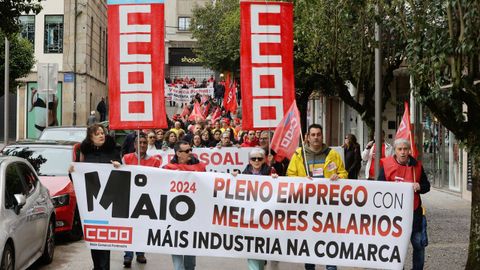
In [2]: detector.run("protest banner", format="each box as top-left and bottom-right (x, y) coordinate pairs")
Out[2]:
(72, 163), (414, 269)
(167, 86), (214, 103)
(150, 147), (252, 173)
(108, 0), (167, 129)
(240, 1), (295, 129)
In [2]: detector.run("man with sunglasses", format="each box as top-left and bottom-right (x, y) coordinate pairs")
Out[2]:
(163, 140), (206, 270)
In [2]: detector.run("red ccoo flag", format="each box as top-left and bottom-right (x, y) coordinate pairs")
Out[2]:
(180, 105), (190, 118)
(395, 102), (418, 158)
(223, 73), (238, 113)
(210, 106), (222, 123)
(188, 102), (205, 122)
(270, 101), (301, 161)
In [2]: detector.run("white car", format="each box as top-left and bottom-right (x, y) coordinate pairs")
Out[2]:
(0, 156), (55, 270)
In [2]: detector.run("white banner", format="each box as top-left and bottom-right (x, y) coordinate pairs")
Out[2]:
(165, 86), (214, 103)
(150, 147), (252, 173)
(72, 163), (413, 269)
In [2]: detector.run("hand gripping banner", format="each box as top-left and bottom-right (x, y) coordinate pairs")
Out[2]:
(108, 0), (167, 129)
(240, 1), (296, 130)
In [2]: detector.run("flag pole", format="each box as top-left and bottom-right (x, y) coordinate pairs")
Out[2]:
(299, 126), (310, 177)
(137, 129), (140, 165)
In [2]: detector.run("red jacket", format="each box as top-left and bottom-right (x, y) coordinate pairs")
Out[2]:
(123, 153), (161, 167)
(163, 156), (206, 172)
(380, 156), (424, 210)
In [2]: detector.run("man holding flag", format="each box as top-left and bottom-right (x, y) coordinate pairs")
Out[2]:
(278, 102), (347, 270)
(378, 102), (430, 270)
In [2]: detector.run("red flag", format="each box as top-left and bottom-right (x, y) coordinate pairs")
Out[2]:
(180, 105), (190, 118)
(395, 102), (418, 158)
(210, 107), (222, 123)
(202, 102), (211, 117)
(240, 2), (295, 130)
(270, 101), (301, 161)
(108, 2), (167, 129)
(223, 73), (238, 113)
(188, 102), (205, 122)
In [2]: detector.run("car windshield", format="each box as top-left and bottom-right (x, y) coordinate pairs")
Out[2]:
(3, 146), (72, 176)
(39, 129), (86, 142)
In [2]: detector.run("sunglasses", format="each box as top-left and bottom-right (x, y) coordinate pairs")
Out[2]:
(148, 136), (156, 139)
(178, 149), (192, 153)
(250, 157), (264, 162)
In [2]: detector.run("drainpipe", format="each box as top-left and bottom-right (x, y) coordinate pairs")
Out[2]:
(73, 0), (78, 125)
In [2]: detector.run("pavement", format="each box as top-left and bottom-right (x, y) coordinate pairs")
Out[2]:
(33, 188), (471, 270)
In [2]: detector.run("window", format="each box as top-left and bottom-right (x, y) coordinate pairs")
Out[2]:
(4, 164), (25, 209)
(44, 15), (64, 53)
(17, 163), (38, 195)
(178, 17), (191, 31)
(19, 15), (35, 45)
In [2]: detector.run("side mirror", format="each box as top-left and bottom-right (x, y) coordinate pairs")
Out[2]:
(14, 194), (26, 214)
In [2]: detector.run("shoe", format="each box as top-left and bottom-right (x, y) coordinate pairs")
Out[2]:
(136, 254), (147, 264)
(123, 257), (132, 268)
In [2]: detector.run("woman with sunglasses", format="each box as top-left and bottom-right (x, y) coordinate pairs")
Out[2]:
(232, 147), (277, 270)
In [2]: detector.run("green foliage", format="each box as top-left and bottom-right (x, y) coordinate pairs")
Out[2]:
(0, 0), (43, 37)
(294, 0), (406, 131)
(191, 0), (240, 73)
(0, 33), (36, 92)
(388, 1), (480, 268)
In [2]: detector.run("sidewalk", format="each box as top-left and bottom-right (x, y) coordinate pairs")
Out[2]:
(410, 188), (471, 269)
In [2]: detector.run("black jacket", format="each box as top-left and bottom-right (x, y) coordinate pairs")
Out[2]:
(344, 144), (361, 179)
(242, 163), (272, 176)
(80, 135), (121, 164)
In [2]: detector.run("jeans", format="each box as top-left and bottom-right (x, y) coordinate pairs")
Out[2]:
(124, 251), (144, 259)
(304, 264), (336, 270)
(172, 255), (196, 270)
(247, 259), (264, 270)
(411, 230), (425, 270)
(91, 249), (110, 270)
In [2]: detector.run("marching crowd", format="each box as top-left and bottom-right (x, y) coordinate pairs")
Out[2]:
(70, 94), (430, 270)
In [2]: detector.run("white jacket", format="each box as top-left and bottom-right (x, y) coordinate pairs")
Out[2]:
(361, 142), (394, 179)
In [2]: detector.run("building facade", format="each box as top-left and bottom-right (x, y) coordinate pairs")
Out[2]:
(16, 0), (107, 139)
(164, 0), (214, 82)
(306, 72), (471, 201)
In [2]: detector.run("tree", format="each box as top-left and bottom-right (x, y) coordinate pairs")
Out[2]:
(293, 0), (406, 133)
(192, 0), (407, 133)
(387, 0), (480, 268)
(191, 0), (240, 73)
(0, 0), (43, 37)
(0, 33), (36, 92)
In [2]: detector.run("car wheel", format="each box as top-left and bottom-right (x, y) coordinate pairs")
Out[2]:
(0, 243), (14, 270)
(39, 218), (55, 264)
(68, 208), (83, 241)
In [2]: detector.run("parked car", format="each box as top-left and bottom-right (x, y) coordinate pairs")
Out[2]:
(2, 141), (83, 241)
(0, 156), (55, 269)
(39, 123), (129, 145)
(38, 126), (87, 142)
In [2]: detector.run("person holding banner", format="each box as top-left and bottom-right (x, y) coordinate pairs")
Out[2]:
(286, 124), (348, 270)
(231, 147), (278, 270)
(163, 141), (207, 270)
(69, 123), (122, 270)
(378, 138), (430, 270)
(121, 133), (161, 267)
